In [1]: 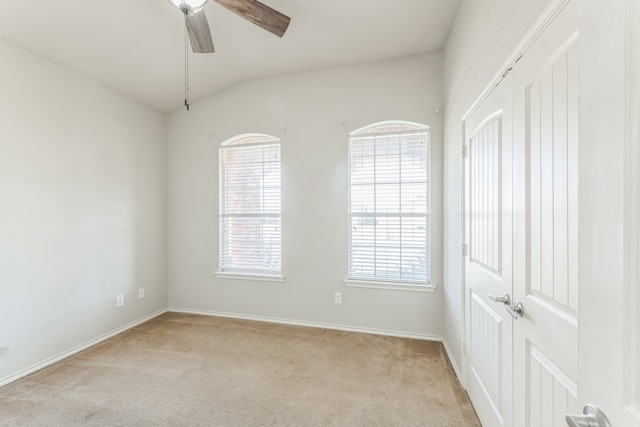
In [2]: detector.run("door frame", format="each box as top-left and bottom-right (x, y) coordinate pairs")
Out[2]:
(576, 1), (640, 424)
(623, 0), (639, 419)
(459, 0), (572, 390)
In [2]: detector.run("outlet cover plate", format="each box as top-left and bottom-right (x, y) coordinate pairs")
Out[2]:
(335, 292), (342, 304)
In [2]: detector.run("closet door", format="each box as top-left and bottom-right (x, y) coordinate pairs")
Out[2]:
(511, 1), (580, 425)
(463, 74), (514, 427)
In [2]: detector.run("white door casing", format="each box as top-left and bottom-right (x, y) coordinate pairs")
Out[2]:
(622, 0), (640, 422)
(511, 1), (580, 426)
(578, 0), (640, 424)
(463, 75), (514, 427)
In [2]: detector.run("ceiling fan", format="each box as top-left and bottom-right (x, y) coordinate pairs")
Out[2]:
(167, 0), (291, 54)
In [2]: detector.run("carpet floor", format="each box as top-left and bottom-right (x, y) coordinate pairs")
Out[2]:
(0, 312), (480, 426)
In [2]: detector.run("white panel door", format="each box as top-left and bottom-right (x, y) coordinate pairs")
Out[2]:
(511, 1), (580, 426)
(464, 75), (513, 427)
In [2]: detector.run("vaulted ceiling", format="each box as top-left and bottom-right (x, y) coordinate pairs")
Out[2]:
(0, 0), (460, 111)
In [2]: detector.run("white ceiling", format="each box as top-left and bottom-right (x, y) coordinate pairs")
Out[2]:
(0, 0), (460, 112)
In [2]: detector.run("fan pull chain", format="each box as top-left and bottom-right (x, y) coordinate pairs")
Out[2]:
(184, 19), (190, 111)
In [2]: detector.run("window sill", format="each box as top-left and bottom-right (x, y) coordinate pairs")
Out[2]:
(215, 272), (285, 283)
(344, 279), (436, 293)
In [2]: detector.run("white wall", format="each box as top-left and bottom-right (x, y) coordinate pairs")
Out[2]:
(167, 53), (444, 337)
(0, 40), (167, 384)
(442, 0), (551, 372)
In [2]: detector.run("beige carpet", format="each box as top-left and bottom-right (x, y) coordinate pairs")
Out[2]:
(0, 312), (480, 426)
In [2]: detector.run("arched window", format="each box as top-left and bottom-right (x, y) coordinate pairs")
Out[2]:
(218, 134), (281, 277)
(348, 121), (430, 285)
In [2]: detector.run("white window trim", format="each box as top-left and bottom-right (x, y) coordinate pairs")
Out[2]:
(215, 271), (285, 283)
(343, 278), (437, 293)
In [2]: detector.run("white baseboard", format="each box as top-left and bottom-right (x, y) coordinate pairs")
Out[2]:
(441, 339), (463, 386)
(169, 307), (442, 342)
(0, 308), (168, 388)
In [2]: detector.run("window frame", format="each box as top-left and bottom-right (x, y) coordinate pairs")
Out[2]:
(216, 133), (284, 282)
(345, 121), (435, 292)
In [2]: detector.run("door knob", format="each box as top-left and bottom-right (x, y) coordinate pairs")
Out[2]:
(488, 293), (510, 304)
(566, 405), (611, 427)
(505, 301), (524, 319)
(488, 293), (524, 319)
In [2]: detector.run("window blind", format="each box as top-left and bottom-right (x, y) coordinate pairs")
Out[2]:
(219, 138), (281, 275)
(348, 127), (430, 284)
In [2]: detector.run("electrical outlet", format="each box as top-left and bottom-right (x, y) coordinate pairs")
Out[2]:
(138, 288), (145, 299)
(334, 292), (342, 304)
(116, 294), (124, 307)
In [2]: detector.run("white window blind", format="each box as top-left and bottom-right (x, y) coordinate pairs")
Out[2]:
(348, 122), (430, 285)
(219, 134), (281, 275)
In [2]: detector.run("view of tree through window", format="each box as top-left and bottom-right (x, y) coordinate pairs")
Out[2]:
(219, 134), (281, 275)
(348, 122), (430, 284)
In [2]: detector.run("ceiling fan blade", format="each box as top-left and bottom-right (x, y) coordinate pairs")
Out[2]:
(185, 10), (215, 53)
(213, 0), (290, 38)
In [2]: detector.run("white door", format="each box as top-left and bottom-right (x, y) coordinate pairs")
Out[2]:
(463, 74), (514, 427)
(576, 0), (640, 425)
(510, 1), (580, 426)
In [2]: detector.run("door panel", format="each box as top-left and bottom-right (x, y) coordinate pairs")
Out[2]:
(470, 291), (503, 408)
(511, 1), (579, 425)
(470, 115), (502, 274)
(464, 76), (512, 427)
(527, 40), (579, 314)
(527, 343), (578, 427)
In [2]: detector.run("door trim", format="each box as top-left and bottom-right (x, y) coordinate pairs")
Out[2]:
(461, 0), (572, 122)
(624, 0), (640, 417)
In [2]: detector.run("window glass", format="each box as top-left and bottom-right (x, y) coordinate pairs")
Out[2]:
(348, 122), (430, 284)
(219, 134), (281, 275)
